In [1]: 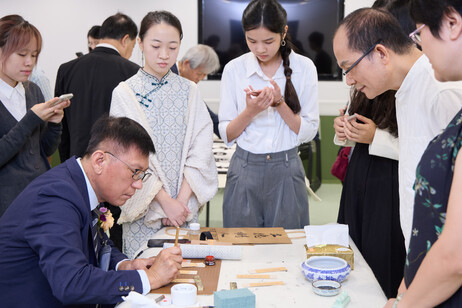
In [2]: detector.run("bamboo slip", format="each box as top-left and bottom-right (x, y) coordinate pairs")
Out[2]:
(249, 267), (288, 273)
(179, 270), (198, 275)
(243, 281), (285, 287)
(172, 278), (196, 283)
(237, 274), (275, 279)
(181, 262), (205, 268)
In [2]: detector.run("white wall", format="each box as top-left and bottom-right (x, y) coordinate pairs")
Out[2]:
(3, 0), (374, 115)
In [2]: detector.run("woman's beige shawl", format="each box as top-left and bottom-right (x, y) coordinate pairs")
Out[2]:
(110, 80), (218, 229)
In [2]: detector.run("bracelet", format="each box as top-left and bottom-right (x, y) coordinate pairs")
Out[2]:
(271, 96), (284, 107)
(392, 293), (405, 308)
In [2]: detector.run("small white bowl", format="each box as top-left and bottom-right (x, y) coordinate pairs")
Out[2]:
(301, 256), (350, 282)
(312, 280), (342, 296)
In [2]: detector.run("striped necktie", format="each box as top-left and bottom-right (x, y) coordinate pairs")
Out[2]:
(92, 205), (111, 271)
(91, 208), (100, 259)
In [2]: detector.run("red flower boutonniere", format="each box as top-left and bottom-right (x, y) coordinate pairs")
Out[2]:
(96, 207), (114, 232)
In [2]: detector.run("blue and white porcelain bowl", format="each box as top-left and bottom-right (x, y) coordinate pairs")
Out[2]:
(301, 256), (350, 282)
(312, 280), (342, 296)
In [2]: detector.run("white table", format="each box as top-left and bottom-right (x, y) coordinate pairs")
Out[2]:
(118, 228), (387, 308)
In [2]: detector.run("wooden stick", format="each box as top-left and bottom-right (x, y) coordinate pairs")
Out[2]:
(181, 262), (205, 268)
(174, 227), (180, 247)
(237, 274), (275, 279)
(243, 281), (285, 287)
(179, 270), (198, 275)
(249, 267), (288, 273)
(172, 278), (195, 283)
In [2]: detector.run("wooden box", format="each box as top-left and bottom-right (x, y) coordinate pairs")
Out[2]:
(304, 244), (354, 270)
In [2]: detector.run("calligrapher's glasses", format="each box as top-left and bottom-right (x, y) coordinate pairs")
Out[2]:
(343, 39), (382, 76)
(105, 151), (151, 182)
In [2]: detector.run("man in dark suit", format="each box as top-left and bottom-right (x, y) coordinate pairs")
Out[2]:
(55, 13), (140, 250)
(55, 13), (139, 161)
(0, 116), (182, 307)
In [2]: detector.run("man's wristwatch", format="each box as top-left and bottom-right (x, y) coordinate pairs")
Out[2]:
(271, 96), (284, 107)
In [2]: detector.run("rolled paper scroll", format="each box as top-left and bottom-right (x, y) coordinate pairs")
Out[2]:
(163, 243), (242, 260)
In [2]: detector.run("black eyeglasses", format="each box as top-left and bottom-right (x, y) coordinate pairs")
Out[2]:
(343, 39), (382, 76)
(104, 151), (151, 182)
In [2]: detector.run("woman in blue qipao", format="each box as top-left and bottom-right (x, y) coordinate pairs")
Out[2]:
(110, 11), (217, 258)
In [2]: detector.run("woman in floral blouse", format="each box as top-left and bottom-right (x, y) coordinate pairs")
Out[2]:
(385, 0), (462, 307)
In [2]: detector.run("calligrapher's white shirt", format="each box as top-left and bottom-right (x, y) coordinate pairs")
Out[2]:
(219, 52), (319, 153)
(396, 54), (462, 250)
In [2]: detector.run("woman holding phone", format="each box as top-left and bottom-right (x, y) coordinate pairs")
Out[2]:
(218, 0), (319, 228)
(110, 11), (217, 258)
(0, 15), (70, 217)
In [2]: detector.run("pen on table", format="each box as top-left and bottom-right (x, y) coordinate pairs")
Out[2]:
(174, 226), (180, 247)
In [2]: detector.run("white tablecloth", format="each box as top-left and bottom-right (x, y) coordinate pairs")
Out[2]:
(117, 228), (387, 308)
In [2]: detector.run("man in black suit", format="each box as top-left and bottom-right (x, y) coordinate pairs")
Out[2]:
(55, 13), (139, 251)
(56, 13), (139, 161)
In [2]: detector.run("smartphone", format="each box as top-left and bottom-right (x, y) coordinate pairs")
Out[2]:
(51, 93), (73, 107)
(347, 114), (357, 121)
(75, 52), (84, 57)
(147, 238), (190, 248)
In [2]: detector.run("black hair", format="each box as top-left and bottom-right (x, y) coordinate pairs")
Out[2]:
(337, 8), (413, 55)
(242, 0), (301, 114)
(386, 0), (415, 35)
(87, 25), (101, 39)
(410, 0), (462, 38)
(139, 11), (183, 42)
(372, 0), (390, 8)
(84, 116), (155, 157)
(372, 0), (415, 35)
(349, 89), (398, 137)
(99, 13), (137, 40)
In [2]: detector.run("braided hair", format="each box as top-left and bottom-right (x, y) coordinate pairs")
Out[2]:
(242, 0), (301, 114)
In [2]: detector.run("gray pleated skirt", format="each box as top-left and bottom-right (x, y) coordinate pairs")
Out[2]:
(223, 145), (309, 228)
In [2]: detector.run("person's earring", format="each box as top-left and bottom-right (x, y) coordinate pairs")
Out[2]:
(141, 51), (144, 65)
(281, 39), (286, 47)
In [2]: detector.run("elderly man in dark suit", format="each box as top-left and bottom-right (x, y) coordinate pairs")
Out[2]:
(0, 116), (182, 308)
(55, 12), (140, 250)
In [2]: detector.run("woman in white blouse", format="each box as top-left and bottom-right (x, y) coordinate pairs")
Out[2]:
(218, 0), (319, 228)
(0, 15), (69, 217)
